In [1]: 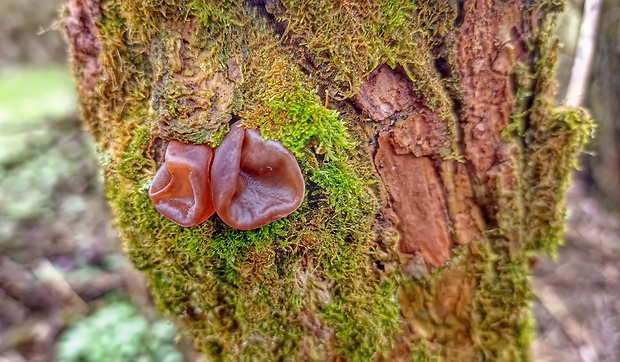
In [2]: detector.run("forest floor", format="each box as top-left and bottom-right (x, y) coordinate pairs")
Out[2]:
(532, 181), (620, 362)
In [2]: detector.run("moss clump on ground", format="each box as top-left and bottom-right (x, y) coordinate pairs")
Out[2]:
(57, 300), (184, 362)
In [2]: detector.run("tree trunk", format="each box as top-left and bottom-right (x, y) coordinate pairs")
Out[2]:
(64, 0), (592, 360)
(587, 0), (620, 209)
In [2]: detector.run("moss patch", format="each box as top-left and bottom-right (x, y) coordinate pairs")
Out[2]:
(276, 0), (455, 101)
(255, 88), (355, 160)
(68, 0), (591, 361)
(87, 3), (403, 360)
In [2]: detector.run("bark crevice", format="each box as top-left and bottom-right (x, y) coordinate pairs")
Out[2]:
(65, 0), (102, 96)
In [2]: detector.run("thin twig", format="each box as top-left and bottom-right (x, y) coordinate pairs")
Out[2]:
(565, 0), (603, 107)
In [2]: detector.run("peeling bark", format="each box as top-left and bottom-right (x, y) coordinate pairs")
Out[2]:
(456, 0), (527, 221)
(65, 0), (102, 95)
(354, 65), (418, 121)
(375, 133), (451, 267)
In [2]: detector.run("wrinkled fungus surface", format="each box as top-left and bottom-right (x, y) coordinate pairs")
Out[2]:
(148, 140), (215, 227)
(211, 122), (305, 230)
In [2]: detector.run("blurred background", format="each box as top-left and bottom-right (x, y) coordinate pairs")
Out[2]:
(0, 0), (617, 361)
(0, 1), (200, 361)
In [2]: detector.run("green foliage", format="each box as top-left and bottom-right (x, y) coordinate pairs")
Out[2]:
(0, 67), (75, 125)
(57, 300), (183, 362)
(0, 67), (82, 230)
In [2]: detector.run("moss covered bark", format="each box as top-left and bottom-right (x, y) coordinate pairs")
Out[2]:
(65, 0), (592, 361)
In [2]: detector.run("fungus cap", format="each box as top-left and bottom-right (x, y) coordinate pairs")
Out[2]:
(211, 122), (305, 230)
(148, 140), (216, 227)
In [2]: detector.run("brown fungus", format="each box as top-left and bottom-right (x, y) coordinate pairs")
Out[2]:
(148, 140), (216, 227)
(211, 122), (305, 230)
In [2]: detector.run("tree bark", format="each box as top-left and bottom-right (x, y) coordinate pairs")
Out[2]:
(64, 0), (592, 361)
(586, 0), (620, 209)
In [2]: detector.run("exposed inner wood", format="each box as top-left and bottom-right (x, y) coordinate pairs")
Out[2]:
(440, 161), (485, 246)
(361, 0), (526, 269)
(354, 64), (417, 121)
(390, 110), (450, 158)
(357, 63), (486, 268)
(374, 133), (451, 268)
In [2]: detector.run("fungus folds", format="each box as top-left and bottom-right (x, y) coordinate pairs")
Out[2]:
(149, 123), (305, 230)
(148, 140), (215, 227)
(211, 123), (305, 230)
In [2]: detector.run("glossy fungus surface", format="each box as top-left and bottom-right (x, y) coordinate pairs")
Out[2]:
(149, 140), (216, 227)
(211, 122), (305, 230)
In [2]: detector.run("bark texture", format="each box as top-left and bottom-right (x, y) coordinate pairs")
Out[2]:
(587, 0), (620, 209)
(64, 0), (592, 361)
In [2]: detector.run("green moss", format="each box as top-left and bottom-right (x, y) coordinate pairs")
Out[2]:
(71, 0), (590, 360)
(462, 11), (593, 361)
(117, 123), (151, 179)
(522, 17), (594, 255)
(377, 0), (419, 33)
(98, 2), (124, 38)
(107, 134), (398, 358)
(57, 300), (184, 362)
(409, 342), (443, 362)
(310, 159), (370, 224)
(524, 108), (593, 255)
(257, 88), (355, 160)
(187, 0), (241, 28)
(97, 15), (401, 352)
(469, 238), (532, 360)
(276, 0), (456, 108)
(323, 281), (400, 360)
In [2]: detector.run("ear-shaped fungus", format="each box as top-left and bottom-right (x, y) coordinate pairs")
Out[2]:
(149, 140), (216, 227)
(211, 122), (305, 230)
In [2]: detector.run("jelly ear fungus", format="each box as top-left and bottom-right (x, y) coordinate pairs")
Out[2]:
(211, 122), (305, 230)
(148, 140), (216, 227)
